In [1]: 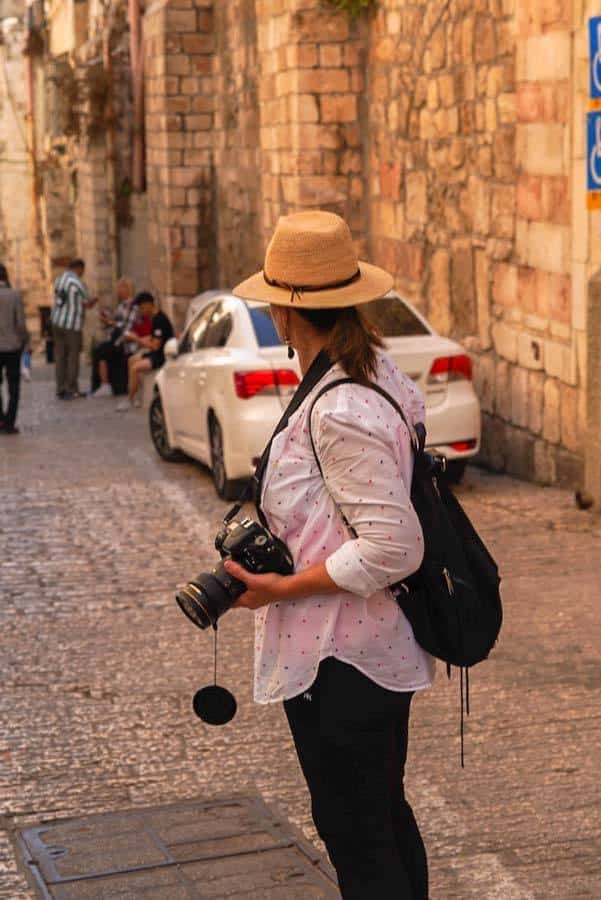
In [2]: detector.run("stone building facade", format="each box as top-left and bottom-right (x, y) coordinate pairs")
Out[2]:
(1, 0), (600, 503)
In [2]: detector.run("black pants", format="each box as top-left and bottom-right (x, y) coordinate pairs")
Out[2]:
(0, 349), (21, 428)
(91, 341), (128, 394)
(284, 657), (428, 900)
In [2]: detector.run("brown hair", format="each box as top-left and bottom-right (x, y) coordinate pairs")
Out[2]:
(296, 306), (384, 383)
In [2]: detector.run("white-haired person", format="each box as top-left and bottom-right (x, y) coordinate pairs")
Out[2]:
(91, 276), (136, 397)
(225, 211), (434, 899)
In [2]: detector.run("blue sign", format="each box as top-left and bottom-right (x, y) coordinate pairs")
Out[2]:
(587, 112), (601, 205)
(589, 17), (601, 99)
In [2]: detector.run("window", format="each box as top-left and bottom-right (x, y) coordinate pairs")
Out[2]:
(248, 306), (282, 347)
(362, 297), (430, 337)
(203, 305), (233, 349)
(190, 303), (218, 351)
(178, 303), (216, 354)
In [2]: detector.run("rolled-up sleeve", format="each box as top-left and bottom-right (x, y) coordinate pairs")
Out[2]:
(314, 395), (424, 599)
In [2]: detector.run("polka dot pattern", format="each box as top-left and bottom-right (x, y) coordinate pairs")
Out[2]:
(253, 352), (436, 705)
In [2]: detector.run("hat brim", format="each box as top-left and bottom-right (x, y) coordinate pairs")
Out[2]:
(233, 261), (393, 309)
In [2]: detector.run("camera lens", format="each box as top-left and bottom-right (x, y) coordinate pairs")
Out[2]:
(176, 583), (214, 630)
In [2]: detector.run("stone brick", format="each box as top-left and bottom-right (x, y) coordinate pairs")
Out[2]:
(320, 94), (357, 124)
(495, 359), (512, 419)
(558, 383), (580, 452)
(511, 365), (529, 429)
(491, 185), (515, 239)
(472, 353), (495, 413)
(294, 9), (349, 43)
(528, 370), (545, 434)
(474, 16), (496, 63)
(406, 171), (427, 225)
(319, 43), (342, 68)
(548, 273), (571, 324)
(526, 222), (570, 275)
(379, 161), (401, 201)
(475, 249), (491, 349)
(450, 242), (476, 332)
(543, 377), (561, 443)
(297, 69), (349, 94)
(492, 262), (517, 307)
(516, 123), (566, 177)
(525, 32), (571, 81)
(165, 9), (198, 32)
(541, 175), (569, 226)
(166, 55), (191, 76)
(492, 321), (519, 363)
(516, 175), (543, 221)
(428, 249), (451, 334)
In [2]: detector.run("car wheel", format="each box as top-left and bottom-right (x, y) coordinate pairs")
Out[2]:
(443, 459), (468, 485)
(209, 416), (243, 500)
(149, 394), (182, 462)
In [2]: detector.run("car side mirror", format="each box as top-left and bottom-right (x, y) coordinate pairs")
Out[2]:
(164, 337), (179, 360)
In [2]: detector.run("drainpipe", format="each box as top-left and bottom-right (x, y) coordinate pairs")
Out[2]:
(23, 7), (42, 249)
(128, 0), (144, 192)
(101, 18), (120, 285)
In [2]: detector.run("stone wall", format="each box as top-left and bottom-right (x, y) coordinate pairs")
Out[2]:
(255, 0), (367, 251)
(0, 14), (47, 332)
(143, 0), (215, 326)
(365, 0), (587, 488)
(212, 0), (262, 287)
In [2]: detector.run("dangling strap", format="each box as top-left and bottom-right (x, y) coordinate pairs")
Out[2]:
(448, 665), (471, 769)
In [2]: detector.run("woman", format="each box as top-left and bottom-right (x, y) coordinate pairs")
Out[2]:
(226, 211), (434, 899)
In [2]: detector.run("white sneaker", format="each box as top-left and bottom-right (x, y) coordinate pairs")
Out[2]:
(115, 399), (131, 412)
(93, 384), (112, 398)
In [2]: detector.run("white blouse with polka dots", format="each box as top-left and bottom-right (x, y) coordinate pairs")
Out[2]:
(255, 351), (436, 704)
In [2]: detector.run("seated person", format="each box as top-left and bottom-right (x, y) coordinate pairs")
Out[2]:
(116, 292), (173, 411)
(91, 277), (136, 396)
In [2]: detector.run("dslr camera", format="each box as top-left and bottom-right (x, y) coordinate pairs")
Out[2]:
(176, 517), (294, 630)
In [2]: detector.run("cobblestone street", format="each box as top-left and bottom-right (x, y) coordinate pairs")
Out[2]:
(1, 364), (600, 899)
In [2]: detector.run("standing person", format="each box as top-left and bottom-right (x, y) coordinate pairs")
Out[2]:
(0, 263), (28, 435)
(91, 276), (136, 397)
(51, 259), (97, 399)
(116, 291), (173, 411)
(226, 212), (434, 899)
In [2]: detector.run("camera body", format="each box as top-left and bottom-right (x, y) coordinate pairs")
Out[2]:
(176, 517), (294, 630)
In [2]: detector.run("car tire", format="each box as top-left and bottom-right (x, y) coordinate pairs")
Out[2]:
(209, 416), (244, 501)
(443, 459), (468, 485)
(149, 394), (183, 462)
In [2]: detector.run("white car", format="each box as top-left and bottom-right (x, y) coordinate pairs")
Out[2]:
(149, 291), (481, 498)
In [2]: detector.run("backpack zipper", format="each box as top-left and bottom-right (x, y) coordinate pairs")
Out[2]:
(443, 567), (454, 595)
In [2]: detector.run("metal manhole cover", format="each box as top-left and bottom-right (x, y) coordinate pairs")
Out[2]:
(16, 794), (340, 899)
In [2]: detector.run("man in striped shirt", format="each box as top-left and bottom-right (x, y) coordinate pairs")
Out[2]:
(51, 259), (97, 399)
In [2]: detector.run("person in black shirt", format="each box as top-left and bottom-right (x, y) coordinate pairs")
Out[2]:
(116, 292), (174, 411)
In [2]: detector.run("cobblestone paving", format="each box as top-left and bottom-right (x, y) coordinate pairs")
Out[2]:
(1, 365), (600, 899)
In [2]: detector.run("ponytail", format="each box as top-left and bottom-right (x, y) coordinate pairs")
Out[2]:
(296, 306), (384, 384)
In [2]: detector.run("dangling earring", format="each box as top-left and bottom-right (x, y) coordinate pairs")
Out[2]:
(284, 334), (295, 359)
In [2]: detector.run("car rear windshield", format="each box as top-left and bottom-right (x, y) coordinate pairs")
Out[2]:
(248, 306), (282, 347)
(363, 297), (430, 337)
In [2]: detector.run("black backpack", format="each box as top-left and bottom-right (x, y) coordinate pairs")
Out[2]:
(308, 378), (503, 766)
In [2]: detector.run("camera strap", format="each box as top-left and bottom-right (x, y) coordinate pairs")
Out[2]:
(223, 349), (335, 526)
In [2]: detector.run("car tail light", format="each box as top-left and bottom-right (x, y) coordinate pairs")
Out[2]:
(428, 354), (472, 383)
(234, 369), (299, 399)
(449, 439), (477, 452)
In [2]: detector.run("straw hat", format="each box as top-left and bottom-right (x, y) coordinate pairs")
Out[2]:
(233, 211), (393, 308)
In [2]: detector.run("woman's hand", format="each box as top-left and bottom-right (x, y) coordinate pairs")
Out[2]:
(224, 560), (289, 610)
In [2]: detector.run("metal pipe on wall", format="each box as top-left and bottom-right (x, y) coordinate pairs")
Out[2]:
(128, 0), (144, 192)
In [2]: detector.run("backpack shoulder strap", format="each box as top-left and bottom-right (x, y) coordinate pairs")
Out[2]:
(307, 377), (422, 478)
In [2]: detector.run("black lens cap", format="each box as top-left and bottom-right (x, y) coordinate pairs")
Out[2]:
(192, 685), (237, 725)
